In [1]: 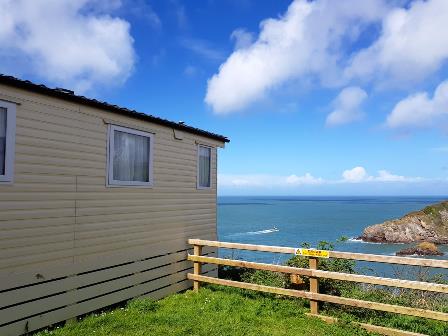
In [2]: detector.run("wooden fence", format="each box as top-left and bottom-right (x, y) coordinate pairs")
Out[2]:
(187, 239), (448, 336)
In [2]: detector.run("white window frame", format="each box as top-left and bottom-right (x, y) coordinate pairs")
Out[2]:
(107, 124), (154, 187)
(197, 144), (212, 190)
(0, 100), (16, 184)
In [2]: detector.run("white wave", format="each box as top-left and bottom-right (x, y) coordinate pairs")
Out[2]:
(347, 238), (382, 244)
(347, 238), (408, 246)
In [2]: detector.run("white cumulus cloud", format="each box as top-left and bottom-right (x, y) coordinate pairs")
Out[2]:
(326, 86), (367, 126)
(342, 166), (422, 183)
(205, 0), (388, 114)
(342, 166), (369, 183)
(346, 0), (448, 85)
(206, 0), (448, 116)
(0, 0), (136, 92)
(386, 79), (448, 129)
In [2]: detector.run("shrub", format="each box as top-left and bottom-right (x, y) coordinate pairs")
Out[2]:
(219, 240), (358, 296)
(219, 264), (249, 282)
(240, 269), (287, 288)
(285, 241), (357, 296)
(417, 242), (439, 253)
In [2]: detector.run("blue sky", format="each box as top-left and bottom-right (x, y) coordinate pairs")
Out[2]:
(1, 0), (448, 195)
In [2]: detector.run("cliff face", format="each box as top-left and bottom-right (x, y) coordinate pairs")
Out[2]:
(360, 201), (448, 244)
(396, 242), (443, 256)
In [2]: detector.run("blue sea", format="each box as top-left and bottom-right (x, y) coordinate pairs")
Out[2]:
(217, 196), (448, 278)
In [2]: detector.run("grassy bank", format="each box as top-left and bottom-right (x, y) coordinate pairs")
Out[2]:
(35, 240), (447, 336)
(219, 240), (448, 336)
(36, 286), (372, 336)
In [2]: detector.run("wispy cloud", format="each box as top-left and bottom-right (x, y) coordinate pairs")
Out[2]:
(181, 38), (224, 61)
(431, 146), (448, 153)
(174, 2), (188, 30)
(230, 29), (254, 50)
(124, 0), (161, 29)
(184, 65), (198, 76)
(286, 173), (324, 185)
(218, 173), (323, 188)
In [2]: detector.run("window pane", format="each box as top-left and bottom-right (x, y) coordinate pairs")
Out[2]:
(199, 146), (211, 187)
(0, 107), (6, 175)
(113, 130), (150, 182)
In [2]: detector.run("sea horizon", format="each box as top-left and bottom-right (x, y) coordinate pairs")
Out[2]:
(218, 194), (448, 197)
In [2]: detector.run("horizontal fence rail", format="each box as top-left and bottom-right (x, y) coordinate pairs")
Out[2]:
(188, 239), (448, 336)
(189, 239), (448, 268)
(188, 255), (448, 293)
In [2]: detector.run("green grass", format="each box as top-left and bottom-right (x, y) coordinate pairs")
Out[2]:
(323, 286), (448, 336)
(35, 286), (373, 336)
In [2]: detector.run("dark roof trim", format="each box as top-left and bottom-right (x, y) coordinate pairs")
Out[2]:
(0, 74), (229, 143)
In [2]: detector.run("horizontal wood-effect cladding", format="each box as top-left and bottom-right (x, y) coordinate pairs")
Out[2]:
(0, 248), (218, 336)
(0, 84), (223, 335)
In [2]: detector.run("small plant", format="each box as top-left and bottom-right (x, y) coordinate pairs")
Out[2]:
(337, 236), (349, 242)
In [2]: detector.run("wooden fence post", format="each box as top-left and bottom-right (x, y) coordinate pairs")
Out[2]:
(193, 245), (202, 292)
(309, 257), (319, 314)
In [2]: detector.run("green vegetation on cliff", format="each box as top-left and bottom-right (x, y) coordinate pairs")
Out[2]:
(422, 201), (448, 235)
(361, 200), (448, 243)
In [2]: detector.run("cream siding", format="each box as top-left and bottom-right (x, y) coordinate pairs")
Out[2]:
(0, 83), (224, 335)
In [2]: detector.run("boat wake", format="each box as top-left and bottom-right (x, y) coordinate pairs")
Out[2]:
(227, 228), (280, 237)
(246, 228), (280, 235)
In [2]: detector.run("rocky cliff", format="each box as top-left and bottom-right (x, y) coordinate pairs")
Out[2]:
(360, 201), (448, 244)
(396, 242), (444, 256)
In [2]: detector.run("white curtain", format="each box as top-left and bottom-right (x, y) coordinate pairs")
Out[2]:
(0, 108), (6, 175)
(199, 146), (211, 187)
(113, 130), (150, 182)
